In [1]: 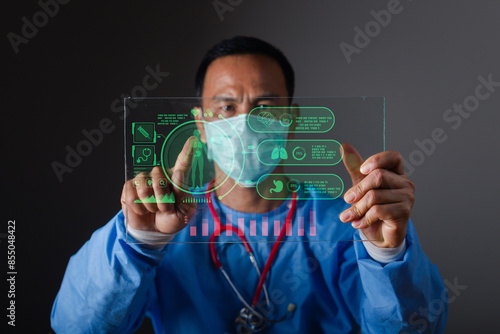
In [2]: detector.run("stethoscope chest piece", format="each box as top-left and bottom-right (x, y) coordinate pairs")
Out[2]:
(235, 307), (267, 333)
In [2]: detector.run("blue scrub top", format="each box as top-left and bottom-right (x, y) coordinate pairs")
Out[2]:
(51, 187), (448, 333)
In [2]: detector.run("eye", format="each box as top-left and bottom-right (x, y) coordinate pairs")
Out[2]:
(222, 105), (235, 112)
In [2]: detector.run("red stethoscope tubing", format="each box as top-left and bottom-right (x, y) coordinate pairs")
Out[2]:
(207, 180), (298, 308)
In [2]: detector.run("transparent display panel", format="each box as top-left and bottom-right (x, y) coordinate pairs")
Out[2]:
(124, 97), (385, 244)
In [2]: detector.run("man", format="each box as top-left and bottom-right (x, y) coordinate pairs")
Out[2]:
(51, 36), (447, 333)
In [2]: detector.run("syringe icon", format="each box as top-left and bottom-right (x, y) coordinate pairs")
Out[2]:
(137, 126), (151, 139)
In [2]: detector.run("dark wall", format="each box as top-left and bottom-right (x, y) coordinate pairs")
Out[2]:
(3, 0), (499, 332)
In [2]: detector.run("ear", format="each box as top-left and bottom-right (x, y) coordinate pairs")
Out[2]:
(193, 106), (207, 143)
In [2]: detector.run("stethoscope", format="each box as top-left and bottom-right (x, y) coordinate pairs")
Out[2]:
(207, 180), (298, 333)
(136, 147), (152, 163)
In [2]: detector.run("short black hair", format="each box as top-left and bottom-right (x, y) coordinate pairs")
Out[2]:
(195, 36), (295, 98)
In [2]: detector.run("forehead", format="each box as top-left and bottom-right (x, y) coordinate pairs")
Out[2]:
(202, 54), (288, 98)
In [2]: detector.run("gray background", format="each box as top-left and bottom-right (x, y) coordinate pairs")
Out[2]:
(3, 0), (499, 332)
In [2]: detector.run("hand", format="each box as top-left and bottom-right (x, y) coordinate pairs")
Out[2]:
(121, 136), (198, 235)
(339, 143), (415, 248)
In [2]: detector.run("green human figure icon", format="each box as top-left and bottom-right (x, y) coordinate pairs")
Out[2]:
(191, 129), (207, 188)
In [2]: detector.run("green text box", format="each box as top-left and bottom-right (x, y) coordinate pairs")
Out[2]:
(257, 173), (344, 200)
(248, 107), (334, 133)
(257, 139), (343, 166)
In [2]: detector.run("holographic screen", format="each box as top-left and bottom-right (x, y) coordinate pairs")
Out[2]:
(124, 97), (385, 244)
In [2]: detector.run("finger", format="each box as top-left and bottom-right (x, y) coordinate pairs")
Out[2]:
(154, 209), (190, 234)
(172, 136), (197, 189)
(354, 203), (409, 228)
(133, 172), (160, 213)
(341, 143), (365, 186)
(149, 166), (175, 213)
(360, 151), (406, 176)
(351, 202), (410, 233)
(121, 180), (155, 231)
(121, 179), (149, 216)
(343, 169), (413, 203)
(171, 136), (198, 218)
(340, 188), (410, 222)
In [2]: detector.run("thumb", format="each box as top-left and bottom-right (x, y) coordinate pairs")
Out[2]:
(341, 143), (365, 186)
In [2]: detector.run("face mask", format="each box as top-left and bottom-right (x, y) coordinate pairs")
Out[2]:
(204, 114), (288, 186)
